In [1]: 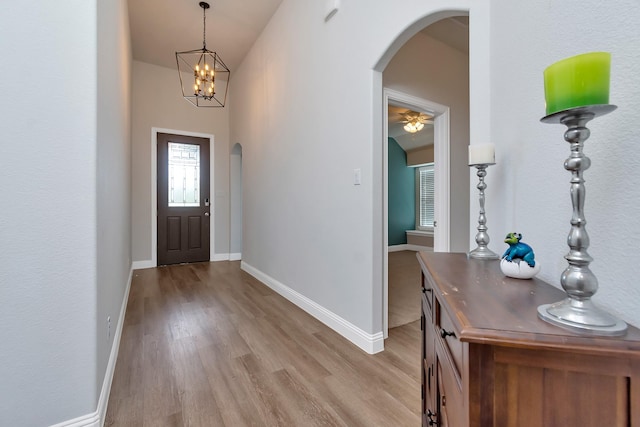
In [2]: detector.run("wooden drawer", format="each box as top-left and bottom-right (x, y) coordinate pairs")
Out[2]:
(435, 298), (463, 380)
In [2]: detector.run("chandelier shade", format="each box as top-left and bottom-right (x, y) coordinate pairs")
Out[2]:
(175, 2), (230, 107)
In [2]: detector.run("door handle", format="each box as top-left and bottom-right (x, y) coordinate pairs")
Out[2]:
(204, 212), (210, 217)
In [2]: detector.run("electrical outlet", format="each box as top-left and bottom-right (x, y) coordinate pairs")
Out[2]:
(107, 316), (111, 340)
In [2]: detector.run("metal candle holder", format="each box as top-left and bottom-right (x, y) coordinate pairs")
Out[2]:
(537, 104), (627, 336)
(468, 163), (499, 260)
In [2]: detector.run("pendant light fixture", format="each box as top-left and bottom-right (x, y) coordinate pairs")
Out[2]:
(176, 1), (230, 107)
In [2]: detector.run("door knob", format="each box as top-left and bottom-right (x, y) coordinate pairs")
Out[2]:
(204, 212), (210, 217)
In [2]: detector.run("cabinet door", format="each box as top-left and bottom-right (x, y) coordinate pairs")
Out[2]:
(436, 352), (465, 427)
(422, 294), (437, 426)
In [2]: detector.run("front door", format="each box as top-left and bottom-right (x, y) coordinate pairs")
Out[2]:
(157, 133), (210, 265)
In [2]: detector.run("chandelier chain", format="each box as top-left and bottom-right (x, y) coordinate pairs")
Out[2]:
(202, 5), (207, 49)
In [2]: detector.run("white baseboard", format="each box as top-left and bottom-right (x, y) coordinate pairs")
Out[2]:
(388, 244), (433, 253)
(229, 253), (242, 261)
(132, 260), (154, 270)
(240, 261), (384, 354)
(211, 253), (230, 261)
(49, 268), (134, 427)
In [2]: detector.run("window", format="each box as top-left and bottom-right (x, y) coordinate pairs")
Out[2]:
(416, 163), (434, 231)
(167, 142), (200, 207)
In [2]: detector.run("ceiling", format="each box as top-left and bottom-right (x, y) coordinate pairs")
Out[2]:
(128, 0), (284, 72)
(127, 2), (467, 153)
(128, 2), (467, 74)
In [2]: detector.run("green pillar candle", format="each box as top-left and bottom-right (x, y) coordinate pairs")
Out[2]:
(543, 52), (611, 116)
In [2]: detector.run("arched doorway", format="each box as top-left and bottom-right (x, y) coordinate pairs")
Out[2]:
(374, 12), (471, 339)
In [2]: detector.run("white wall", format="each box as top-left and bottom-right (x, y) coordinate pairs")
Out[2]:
(383, 31), (470, 252)
(0, 1), (97, 425)
(131, 61), (230, 263)
(486, 0), (640, 327)
(230, 143), (243, 256)
(230, 0), (485, 339)
(0, 1), (132, 424)
(97, 0), (132, 405)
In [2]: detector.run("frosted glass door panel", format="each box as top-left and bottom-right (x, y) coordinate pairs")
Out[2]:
(168, 142), (200, 207)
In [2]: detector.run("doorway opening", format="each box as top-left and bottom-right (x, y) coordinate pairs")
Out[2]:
(383, 90), (450, 337)
(378, 14), (470, 340)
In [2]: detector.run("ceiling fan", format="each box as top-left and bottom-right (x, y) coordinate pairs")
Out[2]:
(400, 110), (433, 133)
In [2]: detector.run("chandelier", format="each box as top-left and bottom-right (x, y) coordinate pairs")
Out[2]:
(176, 1), (230, 107)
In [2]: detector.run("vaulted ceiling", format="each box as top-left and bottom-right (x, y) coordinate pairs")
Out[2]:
(128, 0), (284, 72)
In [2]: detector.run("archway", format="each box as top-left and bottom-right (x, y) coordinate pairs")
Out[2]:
(373, 11), (472, 340)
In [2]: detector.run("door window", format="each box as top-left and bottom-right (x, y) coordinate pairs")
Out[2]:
(168, 142), (200, 207)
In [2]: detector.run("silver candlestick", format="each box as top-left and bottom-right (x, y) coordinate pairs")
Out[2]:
(468, 163), (499, 260)
(537, 104), (627, 336)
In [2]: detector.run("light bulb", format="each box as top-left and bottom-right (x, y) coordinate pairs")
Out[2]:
(195, 65), (200, 72)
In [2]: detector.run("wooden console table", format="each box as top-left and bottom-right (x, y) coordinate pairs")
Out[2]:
(418, 251), (640, 427)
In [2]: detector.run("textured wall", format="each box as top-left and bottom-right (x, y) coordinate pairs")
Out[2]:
(0, 2), (99, 425)
(487, 0), (640, 327)
(230, 0), (485, 335)
(96, 0), (132, 406)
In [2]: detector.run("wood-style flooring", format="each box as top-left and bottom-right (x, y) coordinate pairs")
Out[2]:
(105, 261), (420, 426)
(387, 251), (422, 329)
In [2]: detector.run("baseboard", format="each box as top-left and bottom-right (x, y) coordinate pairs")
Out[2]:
(388, 244), (433, 253)
(240, 261), (384, 354)
(211, 253), (230, 261)
(229, 253), (242, 261)
(49, 268), (134, 427)
(132, 260), (154, 270)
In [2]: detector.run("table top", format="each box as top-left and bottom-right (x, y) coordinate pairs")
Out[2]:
(417, 251), (640, 358)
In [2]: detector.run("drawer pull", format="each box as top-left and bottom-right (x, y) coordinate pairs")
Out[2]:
(440, 328), (456, 339)
(427, 409), (437, 425)
(422, 287), (432, 293)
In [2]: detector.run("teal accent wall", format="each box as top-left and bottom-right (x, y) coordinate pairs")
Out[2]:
(388, 138), (415, 245)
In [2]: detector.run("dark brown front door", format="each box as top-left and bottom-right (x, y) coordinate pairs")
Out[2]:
(157, 133), (210, 265)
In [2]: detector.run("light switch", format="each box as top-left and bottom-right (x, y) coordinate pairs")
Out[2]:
(353, 168), (361, 185)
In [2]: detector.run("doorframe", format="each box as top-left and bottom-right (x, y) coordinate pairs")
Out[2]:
(151, 127), (215, 267)
(383, 89), (450, 338)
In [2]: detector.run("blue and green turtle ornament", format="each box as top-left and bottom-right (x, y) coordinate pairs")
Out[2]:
(499, 232), (541, 279)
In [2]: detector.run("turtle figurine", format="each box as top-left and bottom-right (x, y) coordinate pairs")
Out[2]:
(500, 232), (541, 279)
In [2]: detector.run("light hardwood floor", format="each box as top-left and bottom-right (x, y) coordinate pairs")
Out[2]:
(387, 251), (422, 329)
(105, 261), (420, 426)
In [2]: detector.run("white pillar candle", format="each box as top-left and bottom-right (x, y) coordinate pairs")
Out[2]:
(468, 143), (495, 165)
